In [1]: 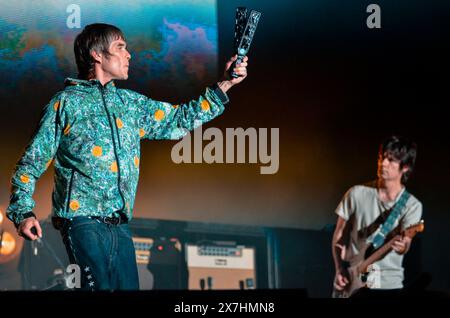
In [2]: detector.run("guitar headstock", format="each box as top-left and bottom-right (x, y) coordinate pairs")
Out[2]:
(404, 220), (425, 238)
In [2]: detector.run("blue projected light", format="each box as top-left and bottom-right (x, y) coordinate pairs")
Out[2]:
(0, 0), (218, 95)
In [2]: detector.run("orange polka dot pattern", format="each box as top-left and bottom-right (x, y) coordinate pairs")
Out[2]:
(69, 200), (80, 211)
(110, 161), (118, 173)
(7, 79), (226, 225)
(92, 146), (102, 157)
(154, 109), (165, 121)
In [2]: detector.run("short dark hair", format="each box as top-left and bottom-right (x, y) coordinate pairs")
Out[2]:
(74, 23), (125, 79)
(379, 135), (418, 184)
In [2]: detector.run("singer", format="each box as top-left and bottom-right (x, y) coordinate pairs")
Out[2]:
(6, 23), (248, 290)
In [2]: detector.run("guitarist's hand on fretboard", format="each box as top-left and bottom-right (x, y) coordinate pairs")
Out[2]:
(392, 234), (411, 254)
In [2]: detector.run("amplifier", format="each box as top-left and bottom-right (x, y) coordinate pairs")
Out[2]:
(132, 237), (153, 265)
(132, 236), (187, 290)
(132, 237), (154, 290)
(186, 243), (256, 290)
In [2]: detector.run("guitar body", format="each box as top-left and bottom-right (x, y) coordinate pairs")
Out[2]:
(332, 221), (424, 298)
(332, 253), (369, 298)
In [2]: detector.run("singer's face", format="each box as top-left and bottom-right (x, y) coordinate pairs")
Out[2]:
(101, 38), (131, 80)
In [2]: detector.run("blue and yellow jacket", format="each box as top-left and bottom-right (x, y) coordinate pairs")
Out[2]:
(7, 78), (228, 226)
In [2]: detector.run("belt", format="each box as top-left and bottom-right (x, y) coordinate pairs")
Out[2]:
(91, 214), (128, 225)
(52, 213), (128, 230)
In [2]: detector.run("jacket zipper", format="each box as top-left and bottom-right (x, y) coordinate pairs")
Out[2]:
(99, 87), (126, 212)
(66, 169), (75, 213)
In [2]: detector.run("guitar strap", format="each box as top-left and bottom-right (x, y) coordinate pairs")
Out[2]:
(367, 189), (411, 249)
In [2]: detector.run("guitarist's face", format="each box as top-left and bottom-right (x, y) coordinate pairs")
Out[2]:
(377, 152), (409, 183)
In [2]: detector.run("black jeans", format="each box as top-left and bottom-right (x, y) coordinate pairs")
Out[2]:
(60, 216), (139, 291)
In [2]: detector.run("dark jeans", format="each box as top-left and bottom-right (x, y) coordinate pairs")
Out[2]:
(60, 216), (139, 291)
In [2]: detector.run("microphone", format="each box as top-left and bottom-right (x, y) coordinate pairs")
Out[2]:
(31, 226), (42, 243)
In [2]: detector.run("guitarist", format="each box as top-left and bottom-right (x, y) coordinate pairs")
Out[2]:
(332, 135), (423, 297)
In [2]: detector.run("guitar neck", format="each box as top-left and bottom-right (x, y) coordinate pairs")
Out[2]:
(354, 221), (423, 281)
(358, 238), (396, 273)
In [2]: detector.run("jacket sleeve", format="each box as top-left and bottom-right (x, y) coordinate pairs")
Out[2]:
(136, 85), (229, 140)
(6, 93), (67, 226)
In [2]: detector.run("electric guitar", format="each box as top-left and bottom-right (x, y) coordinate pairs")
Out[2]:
(332, 220), (425, 298)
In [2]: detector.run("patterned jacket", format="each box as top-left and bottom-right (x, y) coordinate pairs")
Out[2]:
(7, 78), (228, 226)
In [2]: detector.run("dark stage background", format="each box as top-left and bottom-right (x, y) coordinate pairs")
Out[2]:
(1, 0), (449, 293)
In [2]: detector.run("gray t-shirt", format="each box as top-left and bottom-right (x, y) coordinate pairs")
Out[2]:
(335, 181), (422, 289)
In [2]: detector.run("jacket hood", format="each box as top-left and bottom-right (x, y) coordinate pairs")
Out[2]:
(64, 77), (116, 92)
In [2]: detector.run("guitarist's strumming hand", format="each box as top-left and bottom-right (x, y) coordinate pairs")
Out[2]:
(333, 242), (349, 291)
(392, 234), (412, 255)
(334, 268), (350, 291)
